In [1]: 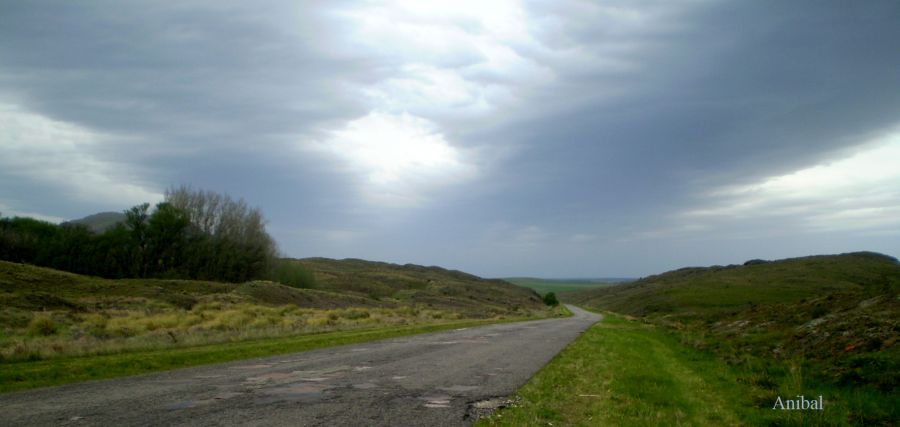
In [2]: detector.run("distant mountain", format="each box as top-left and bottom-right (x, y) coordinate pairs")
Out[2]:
(65, 211), (126, 233)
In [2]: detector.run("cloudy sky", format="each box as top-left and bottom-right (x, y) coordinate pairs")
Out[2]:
(2, 1), (899, 277)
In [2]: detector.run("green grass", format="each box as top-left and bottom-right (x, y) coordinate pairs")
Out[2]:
(478, 313), (892, 426)
(479, 313), (749, 426)
(0, 317), (526, 393)
(558, 252), (900, 425)
(504, 277), (618, 295)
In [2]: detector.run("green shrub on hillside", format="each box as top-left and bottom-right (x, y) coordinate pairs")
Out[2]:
(543, 292), (559, 306)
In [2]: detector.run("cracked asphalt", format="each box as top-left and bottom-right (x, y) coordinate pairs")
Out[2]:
(0, 305), (600, 426)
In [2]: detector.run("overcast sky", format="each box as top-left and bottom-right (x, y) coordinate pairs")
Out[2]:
(2, 1), (899, 277)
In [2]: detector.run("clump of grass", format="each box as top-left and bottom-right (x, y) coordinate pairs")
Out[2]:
(80, 313), (109, 337)
(342, 308), (370, 320)
(266, 259), (316, 289)
(27, 315), (57, 336)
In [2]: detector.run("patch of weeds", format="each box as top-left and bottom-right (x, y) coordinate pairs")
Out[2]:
(341, 308), (370, 320)
(27, 315), (57, 336)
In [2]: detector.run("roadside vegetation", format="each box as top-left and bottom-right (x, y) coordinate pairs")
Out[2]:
(492, 252), (898, 425)
(2, 318), (525, 393)
(480, 313), (751, 426)
(0, 258), (551, 392)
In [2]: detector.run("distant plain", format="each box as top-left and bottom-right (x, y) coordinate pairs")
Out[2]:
(502, 277), (627, 296)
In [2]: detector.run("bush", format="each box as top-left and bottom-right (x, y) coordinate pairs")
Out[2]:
(543, 292), (559, 306)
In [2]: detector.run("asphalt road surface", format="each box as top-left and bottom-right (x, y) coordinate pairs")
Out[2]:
(0, 305), (600, 426)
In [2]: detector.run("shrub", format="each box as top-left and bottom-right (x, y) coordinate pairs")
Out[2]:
(543, 292), (559, 306)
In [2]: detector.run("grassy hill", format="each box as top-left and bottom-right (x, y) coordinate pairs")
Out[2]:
(567, 251), (899, 362)
(481, 252), (899, 425)
(557, 251), (899, 424)
(0, 259), (546, 363)
(570, 251), (897, 314)
(292, 257), (544, 316)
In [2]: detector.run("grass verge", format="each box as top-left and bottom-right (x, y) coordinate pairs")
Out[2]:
(478, 312), (871, 426)
(1, 317), (525, 394)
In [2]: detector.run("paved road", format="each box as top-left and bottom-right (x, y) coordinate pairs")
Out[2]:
(0, 305), (600, 426)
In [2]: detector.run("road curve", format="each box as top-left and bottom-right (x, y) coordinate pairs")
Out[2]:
(0, 305), (600, 426)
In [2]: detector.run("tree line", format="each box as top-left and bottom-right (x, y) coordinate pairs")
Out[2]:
(0, 186), (303, 285)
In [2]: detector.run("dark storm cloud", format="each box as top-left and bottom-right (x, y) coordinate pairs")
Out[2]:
(1, 1), (898, 276)
(0, 1), (372, 221)
(473, 0), (900, 226)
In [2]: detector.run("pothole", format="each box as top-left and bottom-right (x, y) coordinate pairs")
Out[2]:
(420, 394), (452, 408)
(464, 396), (519, 421)
(439, 385), (479, 393)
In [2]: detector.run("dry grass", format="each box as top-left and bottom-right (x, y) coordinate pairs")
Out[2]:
(0, 303), (476, 361)
(0, 260), (551, 362)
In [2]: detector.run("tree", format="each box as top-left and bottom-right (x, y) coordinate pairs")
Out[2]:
(124, 203), (151, 277)
(165, 185), (277, 281)
(0, 188), (279, 284)
(94, 224), (132, 278)
(145, 202), (191, 277)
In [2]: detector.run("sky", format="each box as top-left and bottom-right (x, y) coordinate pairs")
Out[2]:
(1, 1), (899, 278)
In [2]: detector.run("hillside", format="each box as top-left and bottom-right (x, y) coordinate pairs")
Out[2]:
(1, 258), (543, 317)
(567, 251), (898, 318)
(567, 251), (900, 392)
(293, 258), (544, 316)
(0, 259), (546, 363)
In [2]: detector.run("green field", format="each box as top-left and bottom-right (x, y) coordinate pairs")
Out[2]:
(503, 277), (621, 295)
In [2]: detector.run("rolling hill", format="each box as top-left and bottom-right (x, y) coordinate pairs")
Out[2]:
(290, 257), (545, 316)
(567, 251), (899, 320)
(567, 251), (900, 391)
(0, 258), (548, 364)
(1, 258), (544, 318)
